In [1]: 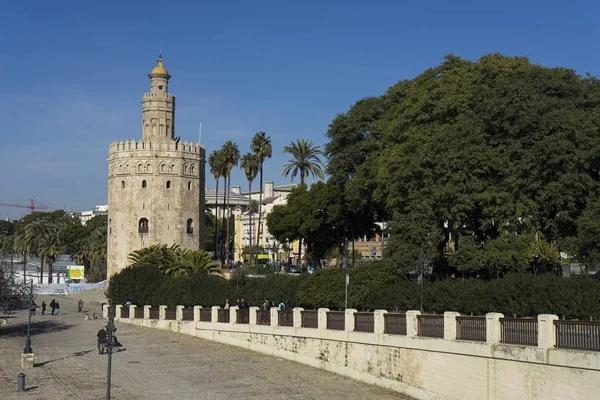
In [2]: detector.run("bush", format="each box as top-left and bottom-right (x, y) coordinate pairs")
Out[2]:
(106, 264), (600, 319)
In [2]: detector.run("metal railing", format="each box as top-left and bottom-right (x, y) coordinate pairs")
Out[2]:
(278, 310), (293, 327)
(165, 308), (177, 320)
(149, 308), (159, 320)
(327, 311), (345, 331)
(500, 318), (538, 346)
(555, 320), (600, 351)
(354, 312), (374, 333)
(418, 315), (444, 338)
(384, 313), (407, 335)
(237, 309), (250, 324)
(200, 308), (212, 322)
(218, 309), (230, 323)
(257, 310), (271, 325)
(301, 310), (318, 328)
(182, 308), (194, 321)
(120, 307), (129, 319)
(134, 307), (144, 319)
(456, 316), (486, 342)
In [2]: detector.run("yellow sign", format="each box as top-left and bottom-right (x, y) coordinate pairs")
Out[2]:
(66, 265), (85, 280)
(257, 254), (269, 260)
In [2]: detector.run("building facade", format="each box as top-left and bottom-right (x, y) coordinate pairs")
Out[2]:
(107, 56), (205, 278)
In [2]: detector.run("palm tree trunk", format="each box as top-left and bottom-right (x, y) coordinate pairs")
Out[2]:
(297, 172), (305, 271)
(225, 173), (232, 264)
(248, 180), (253, 266)
(48, 257), (53, 284)
(257, 165), (263, 247)
(40, 255), (44, 283)
(22, 252), (27, 282)
(220, 175), (227, 262)
(214, 177), (220, 259)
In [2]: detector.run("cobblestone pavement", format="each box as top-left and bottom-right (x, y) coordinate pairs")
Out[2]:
(1, 294), (410, 399)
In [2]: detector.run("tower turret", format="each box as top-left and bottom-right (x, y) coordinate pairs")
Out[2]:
(142, 55), (175, 140)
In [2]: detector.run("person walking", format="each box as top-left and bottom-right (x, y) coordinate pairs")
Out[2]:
(50, 299), (56, 316)
(41, 301), (46, 315)
(97, 327), (108, 354)
(29, 301), (37, 317)
(78, 299), (84, 313)
(55, 301), (60, 315)
(224, 298), (230, 309)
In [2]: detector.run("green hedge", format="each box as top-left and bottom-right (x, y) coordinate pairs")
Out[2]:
(107, 263), (600, 319)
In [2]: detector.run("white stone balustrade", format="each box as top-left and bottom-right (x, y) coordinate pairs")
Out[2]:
(176, 305), (184, 321)
(444, 311), (461, 340)
(159, 305), (167, 320)
(345, 309), (357, 332)
(293, 307), (303, 328)
(130, 305), (137, 318)
(374, 309), (388, 334)
(115, 305), (122, 319)
(193, 306), (202, 322)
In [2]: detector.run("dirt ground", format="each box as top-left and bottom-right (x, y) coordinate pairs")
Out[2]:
(0, 291), (410, 399)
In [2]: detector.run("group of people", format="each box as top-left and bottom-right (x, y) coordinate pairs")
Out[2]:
(223, 298), (289, 310)
(32, 299), (60, 316)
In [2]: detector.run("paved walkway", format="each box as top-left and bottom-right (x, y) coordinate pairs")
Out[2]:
(0, 295), (409, 399)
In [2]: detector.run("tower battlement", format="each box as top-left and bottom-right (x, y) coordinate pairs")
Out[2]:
(108, 139), (204, 155)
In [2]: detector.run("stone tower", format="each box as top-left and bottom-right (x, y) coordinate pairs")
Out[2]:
(107, 55), (206, 278)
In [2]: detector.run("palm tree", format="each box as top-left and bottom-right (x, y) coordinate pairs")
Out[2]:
(282, 139), (326, 269)
(24, 220), (50, 283)
(240, 152), (260, 265)
(282, 139), (326, 185)
(39, 229), (63, 284)
(221, 141), (240, 264)
(251, 132), (272, 247)
(208, 150), (227, 259)
(127, 244), (220, 277)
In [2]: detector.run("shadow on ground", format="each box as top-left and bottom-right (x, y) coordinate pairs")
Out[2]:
(0, 320), (73, 337)
(35, 349), (95, 367)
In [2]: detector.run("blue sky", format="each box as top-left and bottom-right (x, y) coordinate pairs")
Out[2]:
(1, 0), (598, 220)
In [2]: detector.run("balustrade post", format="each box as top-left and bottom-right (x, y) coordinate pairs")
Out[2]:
(249, 306), (259, 325)
(115, 305), (123, 320)
(538, 314), (559, 349)
(176, 306), (184, 321)
(130, 305), (137, 319)
(211, 306), (220, 323)
(374, 310), (388, 334)
(444, 312), (460, 340)
(270, 307), (280, 327)
(318, 308), (330, 330)
(103, 304), (110, 319)
(230, 306), (239, 324)
(159, 305), (167, 320)
(293, 307), (304, 328)
(406, 310), (421, 337)
(486, 313), (504, 344)
(345, 309), (357, 332)
(194, 306), (202, 322)
(144, 305), (151, 319)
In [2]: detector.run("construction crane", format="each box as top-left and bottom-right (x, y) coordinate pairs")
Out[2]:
(0, 199), (51, 213)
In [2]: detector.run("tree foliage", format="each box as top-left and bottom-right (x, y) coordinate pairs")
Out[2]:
(324, 54), (600, 274)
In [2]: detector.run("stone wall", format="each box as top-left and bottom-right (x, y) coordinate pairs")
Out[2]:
(109, 305), (600, 400)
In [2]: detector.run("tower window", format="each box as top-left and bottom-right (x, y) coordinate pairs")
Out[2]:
(121, 181), (125, 189)
(142, 180), (147, 188)
(191, 165), (195, 174)
(166, 181), (171, 189)
(186, 219), (194, 234)
(158, 85), (164, 90)
(138, 218), (149, 233)
(187, 181), (191, 190)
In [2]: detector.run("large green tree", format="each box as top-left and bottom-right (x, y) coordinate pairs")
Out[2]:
(325, 54), (600, 276)
(208, 149), (227, 258)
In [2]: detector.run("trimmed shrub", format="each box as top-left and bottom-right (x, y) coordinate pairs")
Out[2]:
(106, 264), (600, 319)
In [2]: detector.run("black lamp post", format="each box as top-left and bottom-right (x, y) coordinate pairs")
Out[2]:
(23, 279), (33, 354)
(105, 303), (117, 400)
